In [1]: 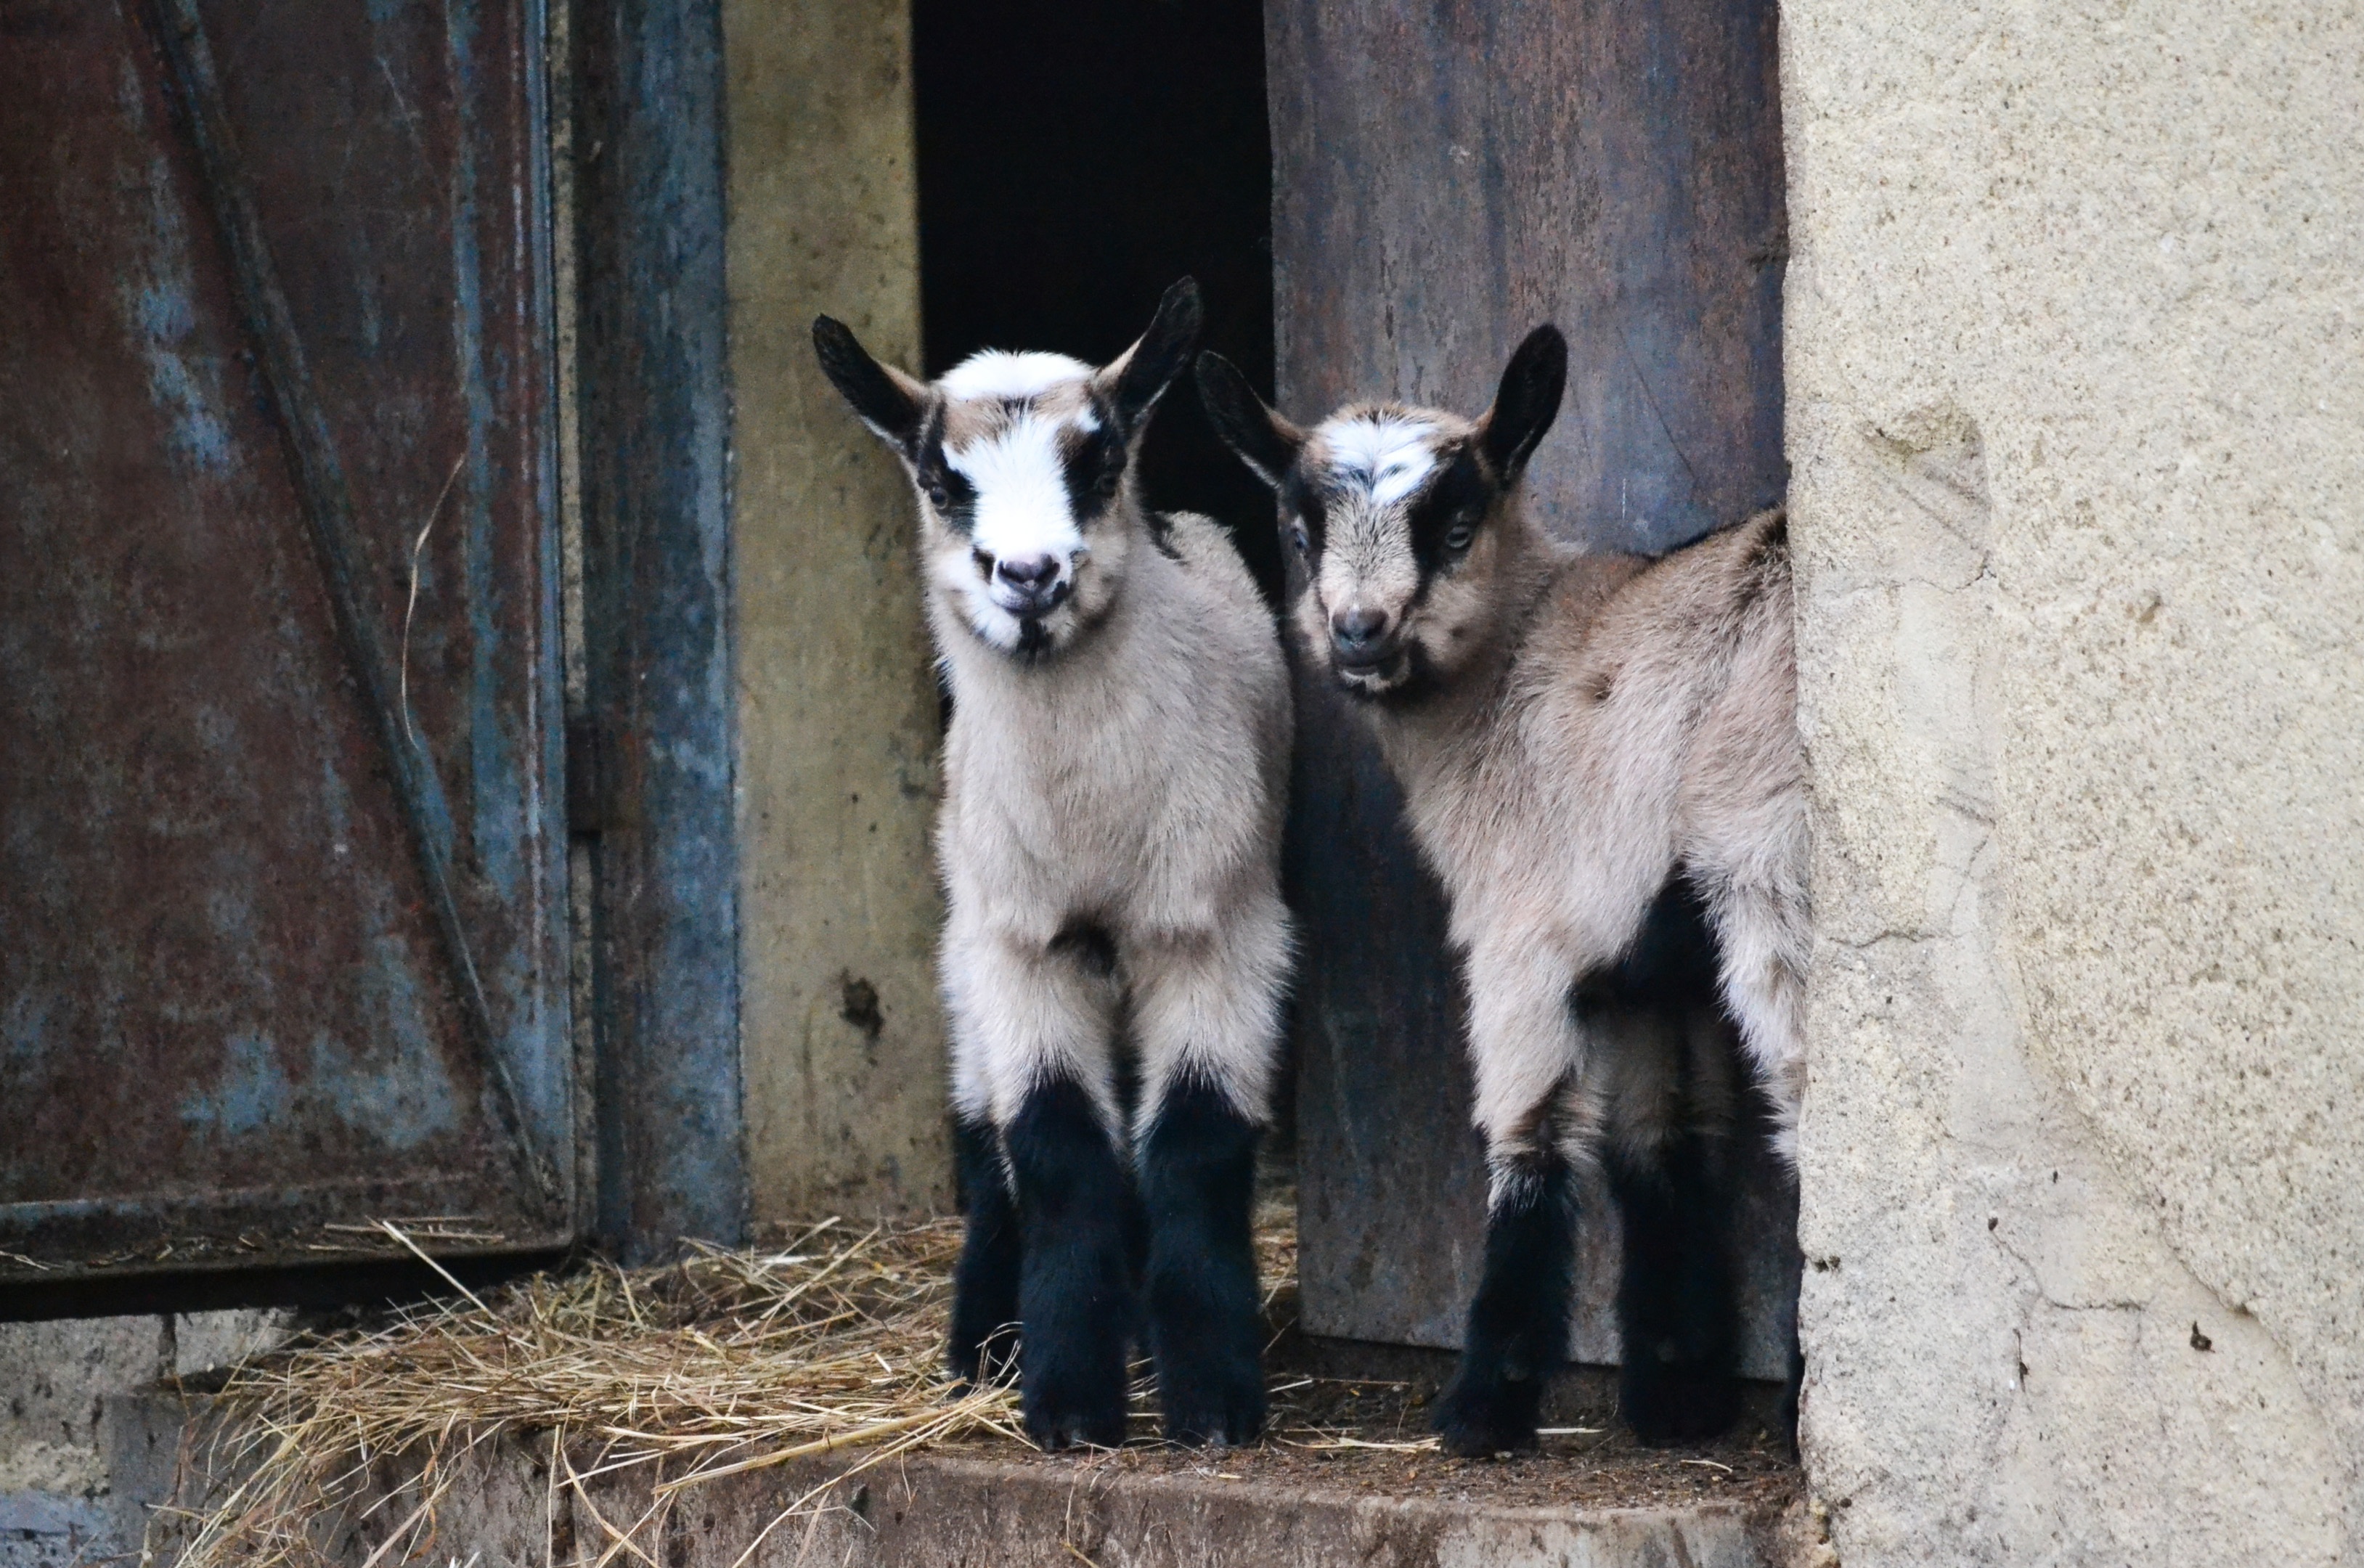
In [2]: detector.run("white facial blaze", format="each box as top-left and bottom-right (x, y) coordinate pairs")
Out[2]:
(1326, 415), (1438, 506)
(933, 383), (1110, 653)
(947, 413), (1086, 566)
(1311, 415), (1435, 631)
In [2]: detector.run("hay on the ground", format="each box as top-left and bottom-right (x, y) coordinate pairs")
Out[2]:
(165, 1212), (1301, 1568)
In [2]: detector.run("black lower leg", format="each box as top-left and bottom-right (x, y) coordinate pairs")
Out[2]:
(947, 1115), (1022, 1384)
(1608, 1133), (1740, 1444)
(1006, 1077), (1136, 1449)
(1138, 1076), (1265, 1445)
(1435, 1150), (1577, 1457)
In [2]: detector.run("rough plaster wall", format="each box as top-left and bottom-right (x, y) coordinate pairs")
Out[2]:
(1782, 1), (2363, 1562)
(725, 0), (948, 1220)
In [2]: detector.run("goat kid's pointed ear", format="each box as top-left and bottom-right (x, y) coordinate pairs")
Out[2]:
(1098, 277), (1203, 435)
(1478, 324), (1568, 483)
(1193, 351), (1304, 491)
(812, 314), (931, 458)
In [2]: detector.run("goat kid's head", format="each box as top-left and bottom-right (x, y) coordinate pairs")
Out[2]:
(1197, 326), (1567, 701)
(812, 279), (1202, 661)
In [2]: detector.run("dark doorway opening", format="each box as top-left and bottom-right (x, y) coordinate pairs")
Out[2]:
(912, 0), (1281, 603)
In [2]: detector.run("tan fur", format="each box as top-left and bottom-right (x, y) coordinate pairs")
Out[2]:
(1337, 502), (1803, 1182)
(820, 309), (1296, 1151)
(1202, 338), (1805, 1185)
(935, 507), (1295, 1141)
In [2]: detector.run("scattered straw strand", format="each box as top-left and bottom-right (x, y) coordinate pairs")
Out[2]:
(398, 451), (468, 746)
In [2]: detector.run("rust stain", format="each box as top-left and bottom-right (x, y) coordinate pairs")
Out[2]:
(0, 0), (568, 1281)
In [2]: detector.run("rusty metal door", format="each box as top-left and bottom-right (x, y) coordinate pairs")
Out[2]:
(0, 0), (573, 1295)
(1270, 0), (1801, 1375)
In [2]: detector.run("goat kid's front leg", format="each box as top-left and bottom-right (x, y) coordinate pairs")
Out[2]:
(1435, 947), (1584, 1458)
(945, 930), (1132, 1449)
(947, 1114), (1020, 1386)
(1130, 914), (1288, 1445)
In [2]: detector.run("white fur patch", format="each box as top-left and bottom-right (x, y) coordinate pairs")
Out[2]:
(940, 350), (1092, 402)
(1324, 415), (1438, 506)
(947, 413), (1088, 565)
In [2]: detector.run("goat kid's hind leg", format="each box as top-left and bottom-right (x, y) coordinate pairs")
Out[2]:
(1435, 946), (1584, 1458)
(1130, 910), (1289, 1445)
(946, 930), (1132, 1449)
(1605, 1130), (1742, 1442)
(1591, 1000), (1743, 1445)
(1696, 869), (1809, 1447)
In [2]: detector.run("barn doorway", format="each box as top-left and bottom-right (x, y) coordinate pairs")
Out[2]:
(910, 0), (1283, 605)
(908, 0), (1798, 1411)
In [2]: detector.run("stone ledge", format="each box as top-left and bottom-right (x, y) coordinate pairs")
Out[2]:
(143, 1426), (1809, 1568)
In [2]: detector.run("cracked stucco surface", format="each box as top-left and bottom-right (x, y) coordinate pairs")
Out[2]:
(1783, 1), (2361, 1561)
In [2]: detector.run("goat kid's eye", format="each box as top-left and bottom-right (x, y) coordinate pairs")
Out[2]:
(1289, 523), (1310, 555)
(926, 482), (950, 510)
(1094, 467), (1121, 498)
(1444, 523), (1475, 552)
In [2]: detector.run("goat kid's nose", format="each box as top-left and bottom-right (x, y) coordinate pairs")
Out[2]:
(1332, 606), (1391, 652)
(994, 553), (1060, 590)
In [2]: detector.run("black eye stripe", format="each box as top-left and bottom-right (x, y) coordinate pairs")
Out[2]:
(1281, 472), (1329, 550)
(1059, 415), (1125, 520)
(916, 433), (979, 532)
(1406, 446), (1492, 574)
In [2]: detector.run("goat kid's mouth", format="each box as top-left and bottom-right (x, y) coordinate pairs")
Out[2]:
(987, 581), (1072, 619)
(1332, 646), (1412, 697)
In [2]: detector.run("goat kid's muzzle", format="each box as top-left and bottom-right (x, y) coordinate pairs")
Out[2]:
(1328, 605), (1401, 671)
(979, 549), (1075, 620)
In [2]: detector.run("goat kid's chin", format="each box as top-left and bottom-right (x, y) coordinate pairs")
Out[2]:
(946, 570), (1088, 659)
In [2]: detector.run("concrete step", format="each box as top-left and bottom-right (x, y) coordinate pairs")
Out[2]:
(131, 1419), (1816, 1568)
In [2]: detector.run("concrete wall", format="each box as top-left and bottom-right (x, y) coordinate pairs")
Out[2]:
(1782, 1), (2363, 1561)
(723, 0), (949, 1222)
(0, 1312), (285, 1565)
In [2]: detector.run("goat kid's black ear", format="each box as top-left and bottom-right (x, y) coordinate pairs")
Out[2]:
(1102, 277), (1204, 433)
(1479, 324), (1568, 483)
(812, 314), (930, 457)
(1193, 351), (1304, 491)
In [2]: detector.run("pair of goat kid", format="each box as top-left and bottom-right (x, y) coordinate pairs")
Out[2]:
(812, 278), (1805, 1458)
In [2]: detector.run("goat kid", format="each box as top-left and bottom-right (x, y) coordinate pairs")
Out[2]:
(813, 281), (1294, 1449)
(1197, 332), (1805, 1455)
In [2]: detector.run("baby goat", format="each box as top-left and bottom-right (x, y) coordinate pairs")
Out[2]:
(1198, 332), (1804, 1455)
(813, 281), (1294, 1449)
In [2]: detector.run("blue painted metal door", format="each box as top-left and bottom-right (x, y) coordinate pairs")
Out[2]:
(0, 0), (573, 1288)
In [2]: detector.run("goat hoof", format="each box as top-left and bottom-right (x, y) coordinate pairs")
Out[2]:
(1158, 1373), (1265, 1447)
(1021, 1363), (1128, 1450)
(1432, 1375), (1542, 1458)
(1620, 1365), (1740, 1446)
(1023, 1398), (1128, 1451)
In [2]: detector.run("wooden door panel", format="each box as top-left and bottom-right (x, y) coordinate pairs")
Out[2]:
(1269, 0), (1799, 1376)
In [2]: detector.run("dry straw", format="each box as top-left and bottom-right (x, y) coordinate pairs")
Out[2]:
(161, 1213), (1301, 1567)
